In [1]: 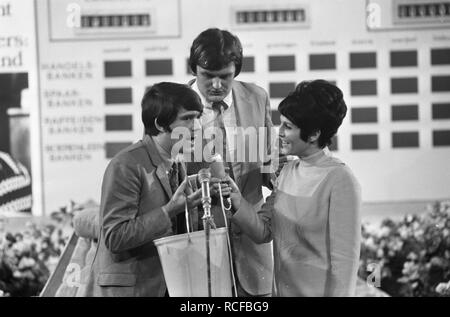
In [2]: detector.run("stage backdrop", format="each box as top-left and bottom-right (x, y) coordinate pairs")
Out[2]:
(17, 0), (450, 215)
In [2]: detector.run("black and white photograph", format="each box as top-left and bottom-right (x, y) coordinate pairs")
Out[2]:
(0, 0), (450, 301)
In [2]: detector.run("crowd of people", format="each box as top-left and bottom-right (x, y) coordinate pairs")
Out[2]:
(0, 219), (68, 296)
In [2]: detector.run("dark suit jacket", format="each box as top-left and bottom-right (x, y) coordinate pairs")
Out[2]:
(189, 79), (275, 295)
(79, 135), (196, 297)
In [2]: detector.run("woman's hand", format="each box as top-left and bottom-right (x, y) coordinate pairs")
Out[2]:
(210, 177), (231, 198)
(211, 175), (242, 211)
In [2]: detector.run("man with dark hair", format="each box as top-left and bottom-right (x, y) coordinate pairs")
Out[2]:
(78, 82), (203, 296)
(188, 28), (274, 297)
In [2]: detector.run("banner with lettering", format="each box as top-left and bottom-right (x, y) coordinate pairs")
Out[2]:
(0, 0), (40, 216)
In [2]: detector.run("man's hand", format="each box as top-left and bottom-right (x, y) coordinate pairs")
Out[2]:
(162, 178), (202, 218)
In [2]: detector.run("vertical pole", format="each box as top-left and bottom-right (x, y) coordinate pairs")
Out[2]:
(200, 173), (212, 297)
(203, 217), (212, 297)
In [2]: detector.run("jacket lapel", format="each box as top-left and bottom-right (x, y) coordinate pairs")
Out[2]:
(156, 165), (172, 198)
(231, 82), (254, 188)
(142, 135), (172, 199)
(232, 81), (260, 129)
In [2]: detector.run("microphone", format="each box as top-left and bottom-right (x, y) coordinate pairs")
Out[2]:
(210, 154), (226, 180)
(209, 154), (232, 212)
(198, 168), (212, 217)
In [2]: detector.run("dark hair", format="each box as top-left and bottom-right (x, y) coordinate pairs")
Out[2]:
(189, 28), (243, 77)
(141, 82), (203, 136)
(278, 80), (347, 148)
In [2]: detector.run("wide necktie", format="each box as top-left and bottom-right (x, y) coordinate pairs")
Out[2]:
(167, 161), (187, 233)
(211, 101), (235, 181)
(168, 161), (179, 195)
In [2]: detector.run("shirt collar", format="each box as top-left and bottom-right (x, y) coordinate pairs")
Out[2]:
(298, 148), (330, 166)
(151, 135), (174, 171)
(193, 79), (233, 110)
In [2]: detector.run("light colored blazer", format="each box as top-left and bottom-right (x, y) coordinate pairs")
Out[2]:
(189, 79), (274, 295)
(79, 135), (196, 297)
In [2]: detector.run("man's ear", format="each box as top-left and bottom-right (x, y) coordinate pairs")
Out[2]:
(308, 130), (321, 144)
(154, 118), (166, 133)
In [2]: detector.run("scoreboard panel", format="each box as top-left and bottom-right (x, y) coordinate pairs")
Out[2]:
(368, 0), (450, 30)
(48, 0), (180, 40)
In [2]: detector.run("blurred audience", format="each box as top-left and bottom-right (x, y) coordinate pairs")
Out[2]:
(0, 220), (67, 296)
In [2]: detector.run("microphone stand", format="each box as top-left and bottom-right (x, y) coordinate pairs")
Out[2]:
(199, 169), (214, 297)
